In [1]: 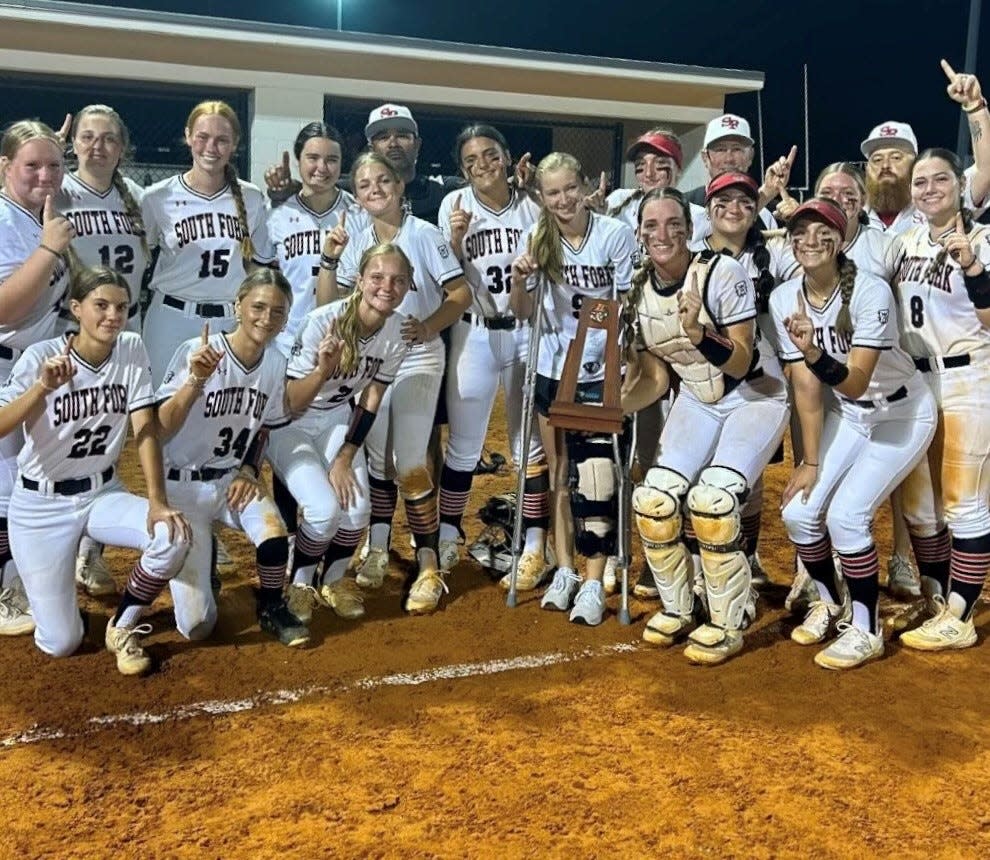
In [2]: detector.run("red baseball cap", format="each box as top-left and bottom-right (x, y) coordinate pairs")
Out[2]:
(625, 133), (683, 169)
(788, 197), (848, 235)
(704, 171), (759, 203)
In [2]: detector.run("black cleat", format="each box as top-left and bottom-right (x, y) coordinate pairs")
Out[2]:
(258, 599), (310, 648)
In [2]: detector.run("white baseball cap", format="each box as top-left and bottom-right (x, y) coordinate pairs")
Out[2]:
(365, 104), (418, 140)
(860, 121), (918, 158)
(703, 114), (754, 148)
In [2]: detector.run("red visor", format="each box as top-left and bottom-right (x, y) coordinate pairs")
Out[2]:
(704, 171), (759, 203)
(789, 197), (848, 235)
(626, 133), (683, 169)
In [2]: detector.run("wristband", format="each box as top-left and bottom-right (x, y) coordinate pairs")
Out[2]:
(38, 243), (61, 258)
(963, 267), (990, 309)
(964, 98), (988, 114)
(320, 253), (339, 271)
(693, 325), (735, 367)
(344, 405), (377, 448)
(805, 350), (849, 386)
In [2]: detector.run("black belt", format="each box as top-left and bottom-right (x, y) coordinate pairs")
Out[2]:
(163, 295), (231, 318)
(0, 345), (13, 360)
(22, 467), (114, 495)
(167, 466), (233, 482)
(463, 313), (517, 331)
(850, 385), (908, 408)
(913, 354), (970, 373)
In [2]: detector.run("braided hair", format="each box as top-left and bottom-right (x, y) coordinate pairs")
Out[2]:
(834, 251), (859, 338)
(623, 187), (693, 347)
(185, 101), (255, 262)
(71, 105), (149, 259)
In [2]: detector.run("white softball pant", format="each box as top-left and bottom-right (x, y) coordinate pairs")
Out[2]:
(142, 291), (237, 387)
(9, 477), (189, 657)
(899, 357), (990, 539)
(268, 405), (371, 539)
(445, 318), (544, 471)
(365, 340), (444, 488)
(0, 350), (21, 520)
(166, 472), (288, 640)
(656, 373), (790, 493)
(783, 384), (937, 553)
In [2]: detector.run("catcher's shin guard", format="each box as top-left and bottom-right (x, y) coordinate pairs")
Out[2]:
(686, 466), (754, 634)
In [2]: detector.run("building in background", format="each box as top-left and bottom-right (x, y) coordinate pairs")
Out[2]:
(0, 0), (763, 190)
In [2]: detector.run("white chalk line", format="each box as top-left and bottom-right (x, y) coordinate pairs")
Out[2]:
(0, 641), (639, 751)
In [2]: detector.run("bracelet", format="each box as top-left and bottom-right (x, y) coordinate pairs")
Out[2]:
(38, 243), (61, 258)
(963, 98), (988, 114)
(801, 460), (818, 468)
(185, 373), (207, 389)
(320, 253), (339, 271)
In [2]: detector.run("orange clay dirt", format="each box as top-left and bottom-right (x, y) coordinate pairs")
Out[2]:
(1, 395), (988, 859)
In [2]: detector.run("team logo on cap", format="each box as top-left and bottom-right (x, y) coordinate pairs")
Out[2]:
(880, 125), (899, 137)
(380, 107), (398, 117)
(721, 116), (740, 129)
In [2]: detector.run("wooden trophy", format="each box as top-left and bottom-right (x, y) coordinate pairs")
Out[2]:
(548, 297), (624, 434)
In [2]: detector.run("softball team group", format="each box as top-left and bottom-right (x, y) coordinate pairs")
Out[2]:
(0, 58), (987, 676)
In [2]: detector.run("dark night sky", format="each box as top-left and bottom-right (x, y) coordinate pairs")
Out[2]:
(50, 1), (990, 181)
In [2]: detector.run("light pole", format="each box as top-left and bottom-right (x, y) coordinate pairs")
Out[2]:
(337, 0), (343, 31)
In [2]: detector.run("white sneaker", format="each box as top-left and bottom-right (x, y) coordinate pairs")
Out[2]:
(355, 546), (389, 589)
(405, 567), (448, 615)
(791, 599), (850, 645)
(0, 585), (34, 636)
(887, 554), (921, 600)
(438, 538), (460, 572)
(899, 597), (977, 651)
(105, 621), (153, 675)
(541, 567), (581, 611)
(814, 622), (884, 670)
(499, 551), (550, 592)
(683, 626), (744, 665)
(319, 578), (366, 620)
(74, 551), (117, 597)
(602, 556), (618, 595)
(287, 584), (318, 625)
(569, 580), (606, 626)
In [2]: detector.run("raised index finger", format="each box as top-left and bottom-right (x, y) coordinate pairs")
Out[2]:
(955, 211), (966, 234)
(282, 150), (291, 172)
(690, 270), (700, 295)
(43, 194), (55, 221)
(201, 322), (210, 345)
(941, 58), (957, 80)
(453, 192), (462, 211)
(339, 210), (347, 230)
(785, 145), (797, 169)
(63, 333), (74, 356)
(796, 291), (807, 316)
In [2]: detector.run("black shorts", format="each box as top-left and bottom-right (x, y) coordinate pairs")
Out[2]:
(534, 374), (605, 418)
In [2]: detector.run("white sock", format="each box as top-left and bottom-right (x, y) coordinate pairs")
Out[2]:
(369, 523), (391, 549)
(439, 523), (460, 543)
(524, 527), (545, 554)
(850, 600), (871, 632)
(115, 604), (144, 629)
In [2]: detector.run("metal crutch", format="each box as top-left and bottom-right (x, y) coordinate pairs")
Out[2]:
(506, 274), (549, 608)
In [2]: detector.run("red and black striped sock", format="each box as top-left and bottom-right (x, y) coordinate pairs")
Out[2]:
(321, 527), (364, 585)
(741, 510), (762, 558)
(438, 465), (473, 534)
(909, 526), (951, 597)
(948, 533), (990, 621)
(293, 523), (331, 587)
(256, 536), (288, 602)
(405, 491), (439, 556)
(794, 534), (840, 603)
(838, 544), (880, 633)
(113, 563), (166, 627)
(0, 518), (11, 571)
(369, 475), (398, 527)
(522, 465), (551, 531)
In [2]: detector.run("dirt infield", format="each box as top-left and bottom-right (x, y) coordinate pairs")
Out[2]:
(1, 399), (989, 859)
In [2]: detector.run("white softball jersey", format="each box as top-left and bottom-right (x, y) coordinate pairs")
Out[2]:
(0, 332), (154, 481)
(437, 186), (540, 317)
(59, 173), (147, 314)
(523, 212), (638, 383)
(287, 298), (409, 412)
(156, 332), (291, 472)
(337, 215), (463, 370)
(843, 223), (902, 283)
(267, 190), (368, 352)
(0, 195), (69, 351)
(141, 175), (275, 301)
(895, 224), (990, 359)
(770, 272), (919, 414)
